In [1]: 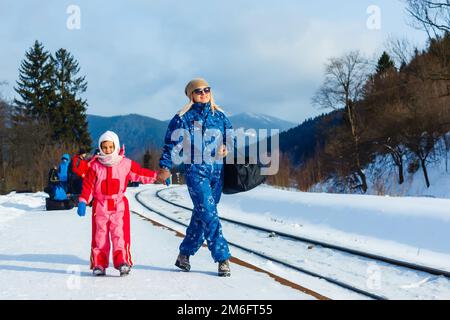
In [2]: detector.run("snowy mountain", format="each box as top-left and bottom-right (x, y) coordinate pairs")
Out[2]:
(228, 112), (296, 133)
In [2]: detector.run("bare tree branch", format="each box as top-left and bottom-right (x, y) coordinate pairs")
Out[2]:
(404, 0), (450, 37)
(312, 51), (371, 192)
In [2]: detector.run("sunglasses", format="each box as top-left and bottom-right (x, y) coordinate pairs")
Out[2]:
(193, 87), (211, 95)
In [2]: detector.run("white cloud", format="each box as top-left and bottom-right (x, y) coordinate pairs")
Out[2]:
(0, 0), (427, 123)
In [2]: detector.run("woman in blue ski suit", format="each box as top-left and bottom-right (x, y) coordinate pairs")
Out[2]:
(158, 78), (232, 277)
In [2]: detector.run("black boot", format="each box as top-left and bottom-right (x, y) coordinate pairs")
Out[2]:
(218, 260), (231, 277)
(119, 263), (131, 276)
(92, 266), (106, 276)
(175, 254), (191, 272)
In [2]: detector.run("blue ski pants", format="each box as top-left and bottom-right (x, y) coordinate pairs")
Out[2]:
(179, 165), (231, 263)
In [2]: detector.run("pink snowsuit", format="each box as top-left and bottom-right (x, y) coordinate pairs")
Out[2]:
(79, 154), (157, 270)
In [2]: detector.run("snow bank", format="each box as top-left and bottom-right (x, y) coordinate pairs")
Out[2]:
(0, 192), (46, 228)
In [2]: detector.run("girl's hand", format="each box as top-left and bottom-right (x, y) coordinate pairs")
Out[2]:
(77, 202), (86, 217)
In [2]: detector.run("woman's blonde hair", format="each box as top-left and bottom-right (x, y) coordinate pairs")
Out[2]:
(178, 89), (224, 117)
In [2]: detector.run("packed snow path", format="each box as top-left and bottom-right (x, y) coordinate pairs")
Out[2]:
(0, 190), (313, 300)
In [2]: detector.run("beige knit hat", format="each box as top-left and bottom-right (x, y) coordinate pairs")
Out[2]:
(185, 78), (210, 97)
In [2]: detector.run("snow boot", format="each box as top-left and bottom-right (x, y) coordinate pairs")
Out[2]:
(218, 260), (231, 277)
(119, 263), (131, 277)
(175, 254), (190, 272)
(93, 266), (106, 276)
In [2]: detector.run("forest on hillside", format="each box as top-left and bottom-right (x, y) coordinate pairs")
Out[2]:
(270, 1), (450, 193)
(0, 41), (91, 193)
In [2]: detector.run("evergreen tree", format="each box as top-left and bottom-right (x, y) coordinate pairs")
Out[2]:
(51, 48), (92, 149)
(14, 40), (55, 124)
(0, 96), (10, 194)
(376, 51), (396, 74)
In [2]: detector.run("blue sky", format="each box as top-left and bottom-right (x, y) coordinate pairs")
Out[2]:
(0, 0), (427, 124)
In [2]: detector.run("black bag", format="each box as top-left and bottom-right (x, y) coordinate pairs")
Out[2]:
(45, 198), (74, 211)
(222, 161), (266, 195)
(48, 168), (59, 184)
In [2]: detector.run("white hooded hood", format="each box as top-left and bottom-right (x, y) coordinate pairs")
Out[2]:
(98, 130), (123, 166)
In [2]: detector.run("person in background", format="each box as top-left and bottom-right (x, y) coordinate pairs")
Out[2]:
(71, 148), (96, 195)
(53, 154), (71, 201)
(72, 148), (90, 179)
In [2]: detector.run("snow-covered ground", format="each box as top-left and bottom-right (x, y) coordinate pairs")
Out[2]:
(0, 188), (312, 300)
(1, 183), (450, 300)
(149, 184), (450, 299)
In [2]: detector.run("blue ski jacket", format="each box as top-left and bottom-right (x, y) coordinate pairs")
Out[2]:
(159, 102), (233, 171)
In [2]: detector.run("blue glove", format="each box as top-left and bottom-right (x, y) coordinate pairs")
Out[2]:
(165, 175), (172, 186)
(77, 202), (86, 217)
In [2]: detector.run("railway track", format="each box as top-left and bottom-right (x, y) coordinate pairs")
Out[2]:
(134, 189), (380, 299)
(155, 187), (450, 279)
(134, 186), (450, 300)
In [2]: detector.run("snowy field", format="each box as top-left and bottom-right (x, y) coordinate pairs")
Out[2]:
(0, 189), (311, 300)
(1, 184), (450, 300)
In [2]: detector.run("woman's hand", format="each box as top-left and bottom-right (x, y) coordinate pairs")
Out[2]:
(157, 168), (171, 184)
(217, 145), (228, 158)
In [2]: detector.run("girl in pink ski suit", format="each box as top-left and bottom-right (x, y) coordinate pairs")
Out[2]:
(77, 131), (158, 276)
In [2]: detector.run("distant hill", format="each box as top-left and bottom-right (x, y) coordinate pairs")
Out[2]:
(87, 114), (168, 158)
(279, 110), (344, 165)
(87, 112), (296, 160)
